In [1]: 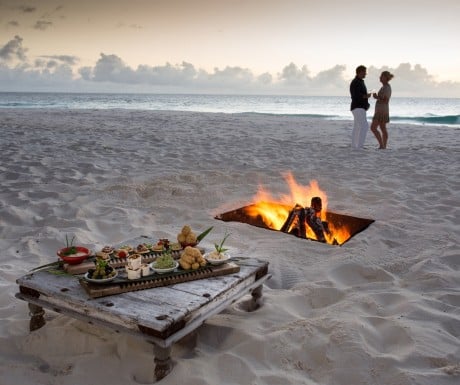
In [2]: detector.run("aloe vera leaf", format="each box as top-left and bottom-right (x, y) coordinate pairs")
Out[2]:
(197, 226), (213, 242)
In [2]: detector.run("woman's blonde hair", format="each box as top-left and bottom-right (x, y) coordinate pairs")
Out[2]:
(382, 71), (394, 81)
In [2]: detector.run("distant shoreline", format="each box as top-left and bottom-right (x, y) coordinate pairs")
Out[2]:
(0, 93), (459, 128)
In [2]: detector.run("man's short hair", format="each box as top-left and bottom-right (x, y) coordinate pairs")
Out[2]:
(356, 65), (367, 74)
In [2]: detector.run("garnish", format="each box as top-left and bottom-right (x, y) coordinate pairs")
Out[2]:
(214, 232), (230, 254)
(62, 235), (77, 256)
(197, 226), (213, 242)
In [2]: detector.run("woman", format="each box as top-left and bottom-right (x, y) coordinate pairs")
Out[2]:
(370, 71), (394, 149)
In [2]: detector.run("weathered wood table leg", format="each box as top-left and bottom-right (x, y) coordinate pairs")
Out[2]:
(28, 303), (46, 331)
(153, 344), (172, 381)
(250, 284), (263, 311)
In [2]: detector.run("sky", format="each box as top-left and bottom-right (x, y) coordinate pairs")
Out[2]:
(0, 0), (459, 97)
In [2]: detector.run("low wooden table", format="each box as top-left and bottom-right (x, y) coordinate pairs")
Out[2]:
(15, 241), (270, 382)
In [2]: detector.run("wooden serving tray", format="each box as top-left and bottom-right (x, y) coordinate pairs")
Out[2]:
(65, 249), (187, 275)
(79, 262), (240, 298)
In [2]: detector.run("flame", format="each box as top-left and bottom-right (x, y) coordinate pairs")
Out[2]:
(243, 172), (351, 245)
(324, 221), (351, 245)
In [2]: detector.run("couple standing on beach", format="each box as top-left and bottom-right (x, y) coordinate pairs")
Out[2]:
(350, 65), (394, 149)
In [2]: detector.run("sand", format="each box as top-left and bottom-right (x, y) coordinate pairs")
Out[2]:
(0, 108), (459, 384)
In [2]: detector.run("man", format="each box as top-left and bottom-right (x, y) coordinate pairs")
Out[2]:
(350, 65), (371, 149)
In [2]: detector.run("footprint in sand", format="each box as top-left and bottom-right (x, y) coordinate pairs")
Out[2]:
(439, 253), (460, 271)
(302, 286), (345, 309)
(358, 316), (414, 355)
(437, 293), (460, 307)
(358, 292), (410, 317)
(328, 263), (394, 287)
(265, 262), (307, 290)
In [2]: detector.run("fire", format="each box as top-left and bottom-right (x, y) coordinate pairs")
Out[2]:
(243, 172), (351, 245)
(324, 222), (351, 245)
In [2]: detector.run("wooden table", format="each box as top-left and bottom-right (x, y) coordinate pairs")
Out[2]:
(15, 241), (270, 381)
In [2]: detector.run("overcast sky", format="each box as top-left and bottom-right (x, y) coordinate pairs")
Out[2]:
(0, 0), (459, 96)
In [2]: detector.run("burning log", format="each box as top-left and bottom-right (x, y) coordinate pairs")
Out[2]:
(280, 204), (304, 236)
(281, 197), (331, 243)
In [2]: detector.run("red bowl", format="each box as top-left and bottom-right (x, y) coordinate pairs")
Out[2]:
(57, 246), (91, 265)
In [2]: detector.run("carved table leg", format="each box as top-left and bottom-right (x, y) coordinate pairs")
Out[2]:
(250, 284), (263, 311)
(153, 344), (172, 381)
(28, 303), (46, 331)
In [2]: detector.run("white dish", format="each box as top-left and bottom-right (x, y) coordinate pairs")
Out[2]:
(205, 252), (231, 266)
(149, 260), (178, 274)
(84, 270), (118, 284)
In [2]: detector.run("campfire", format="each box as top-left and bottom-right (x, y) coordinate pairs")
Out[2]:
(215, 173), (374, 246)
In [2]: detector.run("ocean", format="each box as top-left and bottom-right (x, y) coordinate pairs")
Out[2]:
(0, 92), (458, 127)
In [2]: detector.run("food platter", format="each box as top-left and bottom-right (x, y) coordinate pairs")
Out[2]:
(84, 270), (118, 284)
(79, 261), (241, 298)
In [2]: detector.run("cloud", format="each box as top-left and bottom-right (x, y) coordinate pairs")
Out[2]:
(257, 72), (273, 85)
(0, 35), (27, 62)
(17, 5), (36, 13)
(208, 66), (255, 86)
(0, 61), (76, 92)
(0, 36), (459, 97)
(34, 20), (53, 30)
(0, 36), (77, 90)
(40, 55), (79, 66)
(82, 54), (198, 85)
(82, 54), (271, 92)
(365, 63), (460, 97)
(116, 22), (143, 30)
(275, 63), (350, 94)
(279, 62), (311, 84)
(312, 65), (347, 87)
(82, 53), (134, 82)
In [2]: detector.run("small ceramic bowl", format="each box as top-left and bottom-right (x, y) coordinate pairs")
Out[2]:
(205, 252), (231, 266)
(57, 246), (91, 265)
(149, 261), (179, 274)
(84, 270), (118, 283)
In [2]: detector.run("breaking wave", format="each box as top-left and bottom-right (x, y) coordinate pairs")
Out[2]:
(392, 114), (460, 126)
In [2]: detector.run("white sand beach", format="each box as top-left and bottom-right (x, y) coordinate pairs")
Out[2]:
(0, 109), (459, 385)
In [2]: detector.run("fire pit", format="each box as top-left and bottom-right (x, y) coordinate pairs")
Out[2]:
(215, 174), (374, 246)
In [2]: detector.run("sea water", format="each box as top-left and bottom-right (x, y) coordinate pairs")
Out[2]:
(0, 92), (458, 127)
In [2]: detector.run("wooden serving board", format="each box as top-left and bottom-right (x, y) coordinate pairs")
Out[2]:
(79, 262), (240, 298)
(65, 249), (186, 275)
